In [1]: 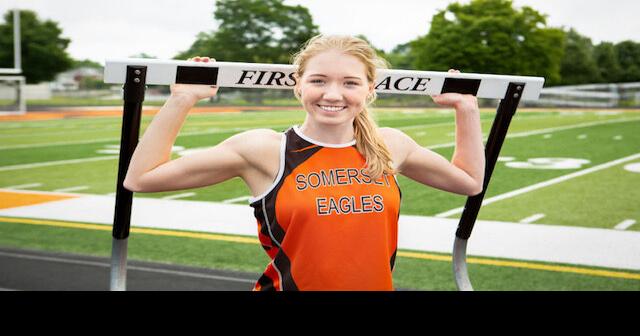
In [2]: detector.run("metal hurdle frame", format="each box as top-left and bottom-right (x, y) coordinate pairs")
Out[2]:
(104, 58), (543, 291)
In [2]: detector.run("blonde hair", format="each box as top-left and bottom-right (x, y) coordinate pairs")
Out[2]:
(291, 34), (396, 181)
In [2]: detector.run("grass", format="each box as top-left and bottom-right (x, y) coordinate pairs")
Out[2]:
(1, 219), (638, 290)
(1, 107), (640, 290)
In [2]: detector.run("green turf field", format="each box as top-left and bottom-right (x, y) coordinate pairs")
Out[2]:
(1, 107), (639, 290)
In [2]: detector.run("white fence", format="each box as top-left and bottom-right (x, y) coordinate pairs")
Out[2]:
(528, 82), (640, 108)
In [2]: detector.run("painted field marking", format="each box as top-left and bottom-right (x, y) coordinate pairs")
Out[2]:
(427, 116), (640, 150)
(578, 134), (588, 139)
(614, 219), (637, 231)
(0, 156), (118, 172)
(624, 162), (640, 173)
(0, 251), (257, 284)
(543, 134), (552, 139)
(2, 116), (638, 171)
(0, 123), (294, 150)
(0, 190), (77, 210)
(2, 216), (639, 281)
(162, 192), (196, 200)
(2, 115), (638, 151)
(614, 135), (623, 140)
(435, 152), (640, 218)
(519, 213), (546, 224)
(53, 186), (89, 193)
(3, 183), (42, 189)
(222, 196), (252, 204)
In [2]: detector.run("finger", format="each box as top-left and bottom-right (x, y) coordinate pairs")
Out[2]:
(202, 57), (210, 62)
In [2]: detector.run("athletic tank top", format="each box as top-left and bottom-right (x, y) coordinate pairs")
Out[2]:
(248, 125), (402, 291)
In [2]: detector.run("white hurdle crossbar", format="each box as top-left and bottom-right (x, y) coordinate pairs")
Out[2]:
(104, 57), (545, 291)
(104, 58), (544, 100)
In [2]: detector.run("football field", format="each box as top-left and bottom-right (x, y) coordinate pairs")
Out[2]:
(1, 106), (639, 290)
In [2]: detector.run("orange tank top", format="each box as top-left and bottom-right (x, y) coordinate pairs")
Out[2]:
(248, 125), (402, 291)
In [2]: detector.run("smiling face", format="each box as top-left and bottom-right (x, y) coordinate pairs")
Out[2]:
(297, 49), (374, 127)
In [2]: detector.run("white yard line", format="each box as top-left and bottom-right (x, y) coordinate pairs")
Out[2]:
(435, 152), (640, 218)
(614, 219), (637, 231)
(162, 192), (196, 200)
(0, 124), (291, 150)
(222, 196), (253, 204)
(3, 116), (638, 173)
(519, 213), (546, 224)
(2, 116), (637, 151)
(0, 156), (118, 172)
(426, 117), (640, 150)
(53, 186), (90, 193)
(3, 183), (42, 189)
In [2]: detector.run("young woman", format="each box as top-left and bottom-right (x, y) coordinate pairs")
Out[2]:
(123, 35), (485, 291)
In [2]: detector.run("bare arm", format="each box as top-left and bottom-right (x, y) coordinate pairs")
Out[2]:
(395, 70), (485, 196)
(123, 56), (249, 192)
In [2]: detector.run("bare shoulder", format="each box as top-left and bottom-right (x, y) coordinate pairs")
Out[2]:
(226, 128), (281, 145)
(226, 128), (282, 175)
(377, 127), (418, 172)
(378, 127), (417, 150)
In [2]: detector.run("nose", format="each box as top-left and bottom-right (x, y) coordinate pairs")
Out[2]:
(322, 83), (343, 101)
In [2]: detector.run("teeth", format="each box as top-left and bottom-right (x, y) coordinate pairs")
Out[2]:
(319, 105), (345, 112)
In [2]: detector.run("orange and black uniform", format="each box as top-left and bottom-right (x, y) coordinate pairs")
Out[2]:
(248, 125), (402, 291)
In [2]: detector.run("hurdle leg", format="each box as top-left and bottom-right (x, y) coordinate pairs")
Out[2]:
(452, 82), (525, 291)
(110, 66), (147, 291)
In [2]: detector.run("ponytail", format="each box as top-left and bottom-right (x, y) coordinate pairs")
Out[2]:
(353, 100), (396, 181)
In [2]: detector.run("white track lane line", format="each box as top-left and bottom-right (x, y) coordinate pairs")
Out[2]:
(0, 251), (256, 284)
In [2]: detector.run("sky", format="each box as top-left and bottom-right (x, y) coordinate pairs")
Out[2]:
(1, 0), (638, 65)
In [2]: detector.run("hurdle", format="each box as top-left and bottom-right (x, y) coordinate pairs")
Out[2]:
(104, 58), (544, 291)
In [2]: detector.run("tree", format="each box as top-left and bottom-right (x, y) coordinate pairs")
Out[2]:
(410, 0), (565, 84)
(593, 42), (622, 83)
(0, 10), (73, 83)
(385, 42), (416, 69)
(558, 29), (601, 85)
(176, 0), (319, 64)
(614, 40), (640, 82)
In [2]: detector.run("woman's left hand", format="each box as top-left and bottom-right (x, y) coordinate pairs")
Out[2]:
(430, 69), (479, 110)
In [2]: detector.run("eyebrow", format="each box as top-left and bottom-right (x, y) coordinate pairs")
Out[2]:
(308, 74), (364, 80)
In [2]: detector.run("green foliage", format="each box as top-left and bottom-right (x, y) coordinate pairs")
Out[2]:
(0, 10), (73, 84)
(559, 29), (601, 85)
(593, 42), (622, 83)
(71, 59), (103, 69)
(614, 40), (640, 82)
(384, 42), (416, 69)
(410, 0), (565, 84)
(176, 0), (319, 64)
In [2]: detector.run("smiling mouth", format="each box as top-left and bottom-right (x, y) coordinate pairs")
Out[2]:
(317, 105), (346, 112)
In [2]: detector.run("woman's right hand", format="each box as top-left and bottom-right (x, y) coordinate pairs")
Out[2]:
(169, 56), (219, 103)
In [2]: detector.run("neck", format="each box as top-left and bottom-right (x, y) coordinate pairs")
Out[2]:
(299, 120), (355, 145)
